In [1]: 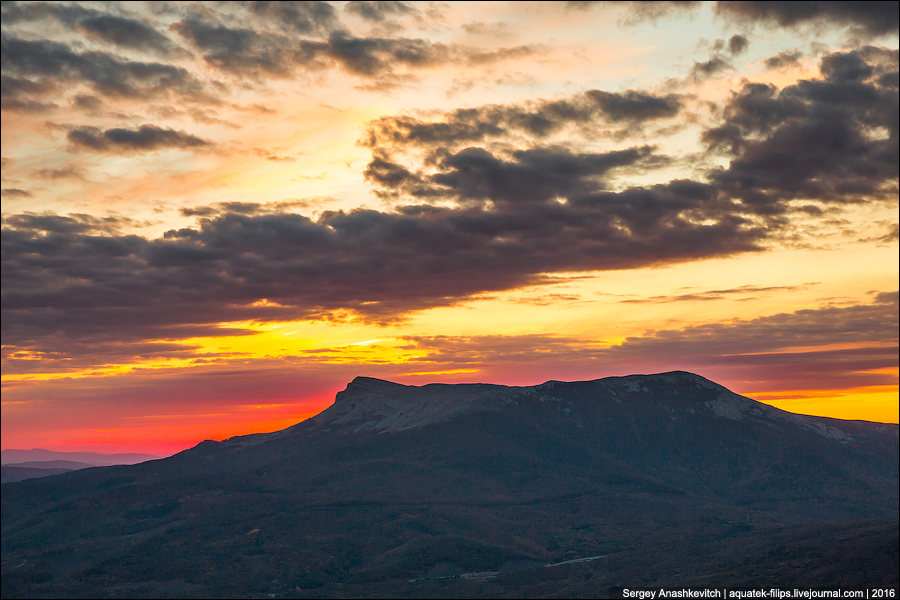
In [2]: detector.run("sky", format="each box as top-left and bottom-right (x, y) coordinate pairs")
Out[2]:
(1, 1), (898, 455)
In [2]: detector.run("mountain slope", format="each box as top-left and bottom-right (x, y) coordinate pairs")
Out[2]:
(2, 371), (897, 598)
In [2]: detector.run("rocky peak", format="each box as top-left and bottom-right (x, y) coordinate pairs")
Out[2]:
(314, 377), (518, 433)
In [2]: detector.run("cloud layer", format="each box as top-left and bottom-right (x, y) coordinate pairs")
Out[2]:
(3, 44), (897, 364)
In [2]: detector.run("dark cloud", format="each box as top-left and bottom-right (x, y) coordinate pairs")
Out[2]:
(586, 89), (684, 122)
(427, 144), (665, 206)
(178, 201), (314, 217)
(0, 74), (58, 112)
(349, 43), (897, 316)
(67, 124), (211, 153)
(362, 89), (684, 151)
(604, 1), (703, 25)
(169, 15), (535, 81)
(703, 47), (898, 211)
(344, 1), (416, 23)
(318, 31), (452, 76)
(690, 56), (734, 81)
(71, 93), (104, 113)
(2, 171), (767, 358)
(76, 14), (179, 55)
(1, 3), (179, 56)
(878, 224), (899, 244)
(247, 0), (340, 34)
(764, 50), (804, 70)
(0, 34), (210, 102)
(169, 17), (301, 78)
(364, 141), (676, 203)
(461, 22), (510, 37)
(0, 1), (95, 27)
(361, 45), (895, 246)
(1, 188), (32, 198)
(33, 166), (85, 180)
(728, 34), (749, 55)
(714, 1), (900, 37)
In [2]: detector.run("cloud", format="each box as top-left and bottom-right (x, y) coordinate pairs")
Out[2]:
(33, 166), (85, 180)
(1, 188), (32, 198)
(362, 89), (685, 150)
(728, 34), (749, 55)
(75, 14), (180, 56)
(169, 17), (303, 78)
(0, 34), (210, 102)
(318, 31), (453, 76)
(876, 223), (899, 244)
(71, 93), (104, 113)
(426, 144), (667, 205)
(616, 293), (899, 357)
(178, 200), (316, 217)
(703, 47), (899, 211)
(344, 1), (416, 23)
(365, 141), (677, 204)
(67, 124), (212, 153)
(0, 74), (58, 112)
(366, 46), (896, 220)
(169, 13), (537, 81)
(764, 50), (805, 70)
(247, 0), (340, 35)
(586, 89), (684, 122)
(608, 1), (703, 25)
(461, 22), (511, 37)
(617, 283), (817, 303)
(690, 56), (734, 81)
(714, 1), (900, 37)
(1, 178), (768, 360)
(0, 1), (94, 27)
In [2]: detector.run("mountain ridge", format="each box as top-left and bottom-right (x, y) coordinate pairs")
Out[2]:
(0, 449), (163, 466)
(285, 370), (894, 442)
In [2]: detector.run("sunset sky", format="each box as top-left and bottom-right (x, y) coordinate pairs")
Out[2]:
(2, 1), (898, 455)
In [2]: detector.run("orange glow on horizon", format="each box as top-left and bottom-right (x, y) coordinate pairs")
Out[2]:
(21, 407), (333, 456)
(757, 385), (899, 424)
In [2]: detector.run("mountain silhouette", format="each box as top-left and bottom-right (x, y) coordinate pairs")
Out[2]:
(2, 371), (897, 598)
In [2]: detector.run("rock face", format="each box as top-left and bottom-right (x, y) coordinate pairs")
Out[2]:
(313, 376), (520, 432)
(2, 371), (897, 598)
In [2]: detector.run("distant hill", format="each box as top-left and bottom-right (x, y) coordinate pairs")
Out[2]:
(1, 465), (80, 484)
(2, 371), (897, 598)
(2, 460), (99, 470)
(1, 461), (106, 484)
(1, 449), (162, 466)
(1, 451), (163, 483)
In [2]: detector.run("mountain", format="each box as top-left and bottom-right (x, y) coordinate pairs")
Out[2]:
(1, 461), (100, 484)
(0, 449), (162, 466)
(1, 465), (79, 484)
(2, 371), (897, 598)
(1, 451), (163, 484)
